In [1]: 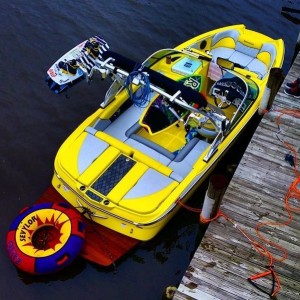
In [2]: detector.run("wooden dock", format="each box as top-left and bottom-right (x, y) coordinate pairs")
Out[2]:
(173, 54), (300, 299)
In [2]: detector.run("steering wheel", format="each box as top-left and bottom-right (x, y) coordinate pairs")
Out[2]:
(214, 90), (232, 109)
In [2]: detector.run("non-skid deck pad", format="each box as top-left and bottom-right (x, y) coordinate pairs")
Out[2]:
(91, 154), (136, 196)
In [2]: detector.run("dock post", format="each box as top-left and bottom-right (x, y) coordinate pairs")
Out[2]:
(258, 68), (284, 115)
(200, 174), (228, 224)
(267, 68), (284, 111)
(291, 31), (300, 64)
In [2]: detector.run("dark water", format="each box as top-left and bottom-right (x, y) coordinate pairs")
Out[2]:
(0, 1), (299, 299)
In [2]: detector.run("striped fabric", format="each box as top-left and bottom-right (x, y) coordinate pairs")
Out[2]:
(78, 35), (109, 74)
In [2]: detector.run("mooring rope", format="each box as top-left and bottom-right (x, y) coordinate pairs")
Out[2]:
(176, 108), (300, 297)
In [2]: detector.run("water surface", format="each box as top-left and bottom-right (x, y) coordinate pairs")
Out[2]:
(0, 1), (298, 299)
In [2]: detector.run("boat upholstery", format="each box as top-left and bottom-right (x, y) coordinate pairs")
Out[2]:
(120, 168), (179, 213)
(168, 139), (210, 180)
(210, 29), (277, 79)
(246, 43), (277, 79)
(93, 119), (111, 131)
(103, 105), (146, 141)
(210, 29), (239, 60)
(78, 130), (109, 175)
(125, 121), (142, 138)
(124, 120), (208, 166)
(125, 136), (173, 165)
(173, 138), (201, 162)
(127, 134), (175, 160)
(87, 111), (210, 183)
(123, 168), (176, 199)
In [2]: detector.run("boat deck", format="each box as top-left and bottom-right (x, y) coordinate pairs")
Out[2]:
(173, 53), (300, 298)
(36, 186), (139, 267)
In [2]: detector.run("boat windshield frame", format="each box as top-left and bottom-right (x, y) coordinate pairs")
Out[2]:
(142, 48), (185, 68)
(204, 66), (259, 162)
(224, 68), (259, 127)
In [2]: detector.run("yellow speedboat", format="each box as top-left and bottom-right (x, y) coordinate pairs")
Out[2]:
(46, 24), (284, 241)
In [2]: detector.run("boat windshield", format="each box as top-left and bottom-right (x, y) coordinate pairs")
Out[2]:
(228, 70), (259, 126)
(203, 68), (259, 161)
(211, 68), (259, 126)
(142, 49), (181, 68)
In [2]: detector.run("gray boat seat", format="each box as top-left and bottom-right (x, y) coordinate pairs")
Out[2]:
(169, 139), (210, 180)
(245, 43), (277, 79)
(211, 30), (277, 79)
(210, 29), (240, 61)
(104, 105), (146, 141)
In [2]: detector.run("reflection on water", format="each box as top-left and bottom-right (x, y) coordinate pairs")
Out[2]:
(16, 258), (87, 285)
(0, 0), (298, 299)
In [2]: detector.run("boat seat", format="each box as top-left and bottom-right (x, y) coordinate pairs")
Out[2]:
(93, 119), (111, 131)
(125, 121), (141, 138)
(125, 121), (203, 159)
(129, 134), (175, 160)
(211, 30), (277, 79)
(103, 105), (146, 141)
(245, 43), (277, 79)
(210, 29), (240, 61)
(211, 35), (260, 67)
(228, 41), (260, 66)
(173, 138), (200, 162)
(125, 121), (175, 164)
(125, 135), (174, 166)
(125, 121), (171, 160)
(168, 139), (210, 181)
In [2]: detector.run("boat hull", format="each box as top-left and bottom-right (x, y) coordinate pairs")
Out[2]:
(51, 105), (259, 241)
(52, 160), (209, 241)
(49, 24), (284, 241)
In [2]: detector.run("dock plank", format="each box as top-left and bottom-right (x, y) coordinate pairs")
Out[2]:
(174, 51), (300, 299)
